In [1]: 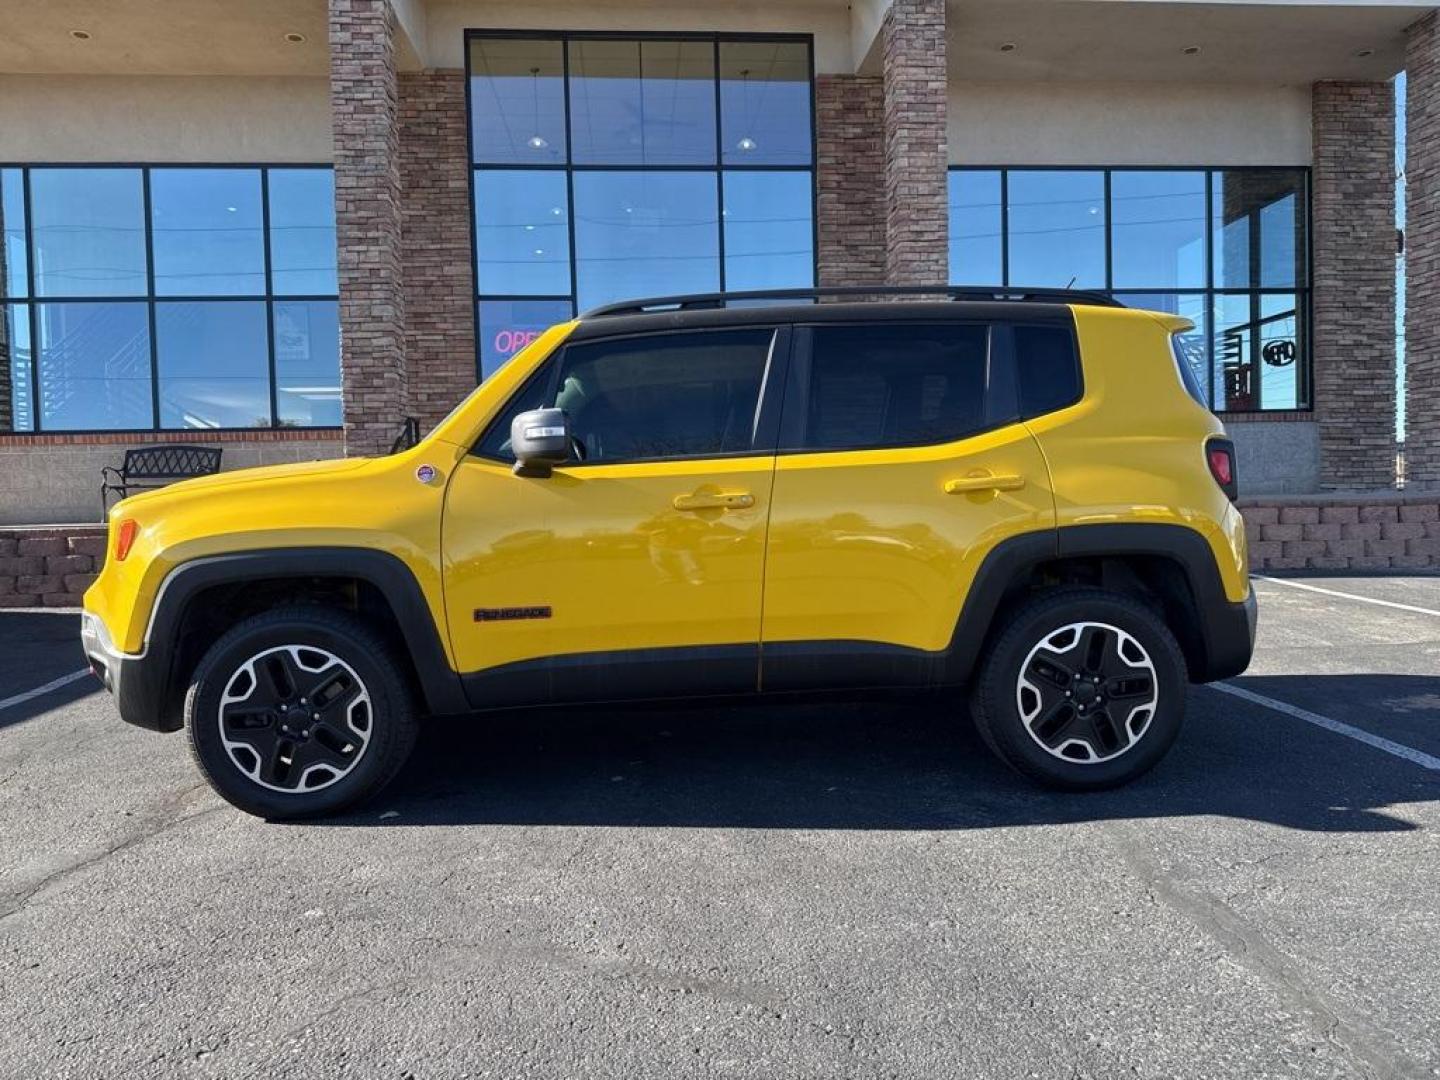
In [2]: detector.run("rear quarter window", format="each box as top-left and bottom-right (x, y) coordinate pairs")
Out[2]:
(1014, 324), (1082, 418)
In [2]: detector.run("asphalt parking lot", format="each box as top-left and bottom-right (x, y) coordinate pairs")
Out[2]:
(1, 577), (1438, 1080)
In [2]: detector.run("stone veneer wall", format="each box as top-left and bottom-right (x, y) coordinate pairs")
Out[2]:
(1406, 12), (1440, 488)
(330, 0), (408, 458)
(0, 526), (106, 608)
(880, 0), (948, 286)
(815, 75), (886, 287)
(399, 70), (478, 432)
(1311, 82), (1398, 490)
(1240, 495), (1440, 572)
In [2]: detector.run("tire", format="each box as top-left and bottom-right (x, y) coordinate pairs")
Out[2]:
(185, 606), (418, 819)
(970, 588), (1187, 791)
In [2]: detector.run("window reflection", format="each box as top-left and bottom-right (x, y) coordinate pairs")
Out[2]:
(573, 171), (719, 310)
(268, 169), (338, 296)
(474, 171), (571, 296)
(1007, 170), (1106, 288)
(275, 300), (341, 426)
(722, 171), (813, 291)
(156, 301), (269, 428)
(948, 170), (1003, 286)
(151, 169), (265, 296)
(469, 37), (567, 165)
(2, 169), (27, 299)
(719, 41), (811, 166)
(570, 40), (717, 165)
(1111, 171), (1206, 289)
(3, 304), (33, 432)
(36, 302), (153, 430)
(1213, 169), (1307, 289)
(478, 299), (572, 379)
(1213, 292), (1306, 411)
(31, 169), (148, 298)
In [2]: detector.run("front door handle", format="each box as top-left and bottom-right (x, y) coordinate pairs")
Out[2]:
(944, 473), (1026, 494)
(673, 490), (755, 511)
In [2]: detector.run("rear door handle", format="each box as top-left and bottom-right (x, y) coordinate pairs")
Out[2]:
(944, 473), (1026, 494)
(673, 490), (755, 511)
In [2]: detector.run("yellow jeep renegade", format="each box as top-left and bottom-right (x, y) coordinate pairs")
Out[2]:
(82, 288), (1255, 819)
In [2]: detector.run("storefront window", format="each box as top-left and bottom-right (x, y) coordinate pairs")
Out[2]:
(1, 165), (339, 432)
(468, 31), (815, 378)
(949, 166), (1311, 413)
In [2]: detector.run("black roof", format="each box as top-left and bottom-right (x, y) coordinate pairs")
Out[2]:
(568, 286), (1112, 341)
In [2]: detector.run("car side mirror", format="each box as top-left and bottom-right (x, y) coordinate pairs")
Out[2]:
(511, 407), (571, 478)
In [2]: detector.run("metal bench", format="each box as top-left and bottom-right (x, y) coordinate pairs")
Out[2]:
(101, 445), (223, 515)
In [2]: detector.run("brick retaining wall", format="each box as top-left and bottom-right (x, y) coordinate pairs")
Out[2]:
(0, 525), (107, 608)
(1239, 494), (1440, 572)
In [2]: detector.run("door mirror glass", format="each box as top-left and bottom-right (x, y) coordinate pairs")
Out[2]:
(510, 407), (572, 477)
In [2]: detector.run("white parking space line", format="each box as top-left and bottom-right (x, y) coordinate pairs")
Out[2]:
(1254, 575), (1440, 618)
(0, 669), (92, 714)
(1212, 682), (1440, 772)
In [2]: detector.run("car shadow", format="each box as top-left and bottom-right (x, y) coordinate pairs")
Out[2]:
(0, 611), (98, 731)
(321, 675), (1440, 834)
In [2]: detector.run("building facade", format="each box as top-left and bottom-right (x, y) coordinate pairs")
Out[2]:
(0, 0), (1433, 528)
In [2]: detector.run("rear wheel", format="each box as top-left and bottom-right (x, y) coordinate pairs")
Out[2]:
(970, 588), (1187, 790)
(185, 607), (417, 819)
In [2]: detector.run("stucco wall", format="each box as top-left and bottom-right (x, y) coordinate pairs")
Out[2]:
(948, 81), (1313, 166)
(1229, 420), (1321, 496)
(0, 74), (333, 163)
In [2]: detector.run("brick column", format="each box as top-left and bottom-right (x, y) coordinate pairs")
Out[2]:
(815, 75), (885, 287)
(1407, 12), (1440, 488)
(881, 0), (948, 287)
(329, 0), (407, 457)
(1311, 82), (1397, 490)
(399, 71), (477, 431)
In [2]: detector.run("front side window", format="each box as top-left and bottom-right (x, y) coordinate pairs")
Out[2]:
(467, 32), (816, 379)
(794, 324), (991, 451)
(1, 165), (338, 432)
(949, 166), (1311, 414)
(478, 328), (775, 464)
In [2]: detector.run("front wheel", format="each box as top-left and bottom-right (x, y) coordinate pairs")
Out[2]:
(185, 607), (418, 819)
(970, 588), (1187, 790)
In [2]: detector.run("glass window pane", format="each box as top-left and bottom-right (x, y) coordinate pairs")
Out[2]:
(478, 298), (572, 380)
(1110, 171), (1206, 289)
(799, 324), (990, 451)
(3, 169), (27, 299)
(1015, 324), (1082, 419)
(469, 37), (566, 165)
(275, 300), (341, 427)
(36, 301), (152, 430)
(3, 304), (33, 432)
(553, 328), (774, 462)
(269, 169), (337, 296)
(720, 41), (811, 166)
(1213, 292), (1305, 412)
(151, 169), (265, 296)
(31, 169), (147, 298)
(1213, 169), (1307, 289)
(723, 171), (813, 291)
(1006, 170), (1106, 289)
(474, 171), (571, 296)
(570, 40), (716, 165)
(949, 170), (1003, 286)
(155, 301), (269, 428)
(573, 172), (719, 310)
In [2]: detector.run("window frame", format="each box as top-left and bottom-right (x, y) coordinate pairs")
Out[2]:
(464, 29), (819, 380)
(0, 161), (340, 435)
(471, 323), (792, 466)
(777, 320), (1032, 455)
(947, 164), (1314, 416)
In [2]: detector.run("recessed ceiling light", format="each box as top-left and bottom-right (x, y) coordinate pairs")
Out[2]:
(998, 42), (1018, 53)
(1355, 47), (1375, 58)
(69, 29), (91, 41)
(284, 32), (306, 44)
(1182, 45), (1202, 56)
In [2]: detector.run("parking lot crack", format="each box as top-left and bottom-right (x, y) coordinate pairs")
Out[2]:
(1105, 823), (1417, 1080)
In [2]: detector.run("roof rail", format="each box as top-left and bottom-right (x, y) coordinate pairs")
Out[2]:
(580, 285), (1124, 319)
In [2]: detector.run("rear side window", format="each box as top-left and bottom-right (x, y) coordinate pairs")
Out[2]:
(1014, 324), (1082, 418)
(1172, 330), (1208, 406)
(795, 323), (992, 451)
(478, 328), (776, 464)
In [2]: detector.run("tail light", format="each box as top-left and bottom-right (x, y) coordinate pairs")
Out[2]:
(114, 518), (139, 562)
(1206, 438), (1238, 501)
